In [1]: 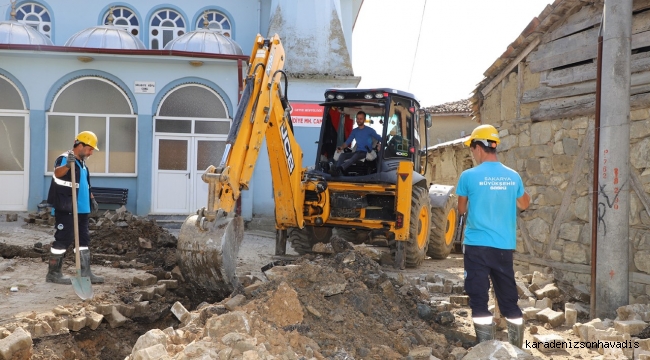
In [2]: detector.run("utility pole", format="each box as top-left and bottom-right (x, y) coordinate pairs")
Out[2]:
(595, 0), (632, 319)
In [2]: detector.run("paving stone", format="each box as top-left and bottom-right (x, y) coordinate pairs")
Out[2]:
(534, 283), (560, 299)
(69, 316), (87, 331)
(435, 301), (451, 312)
(95, 303), (114, 316)
(157, 279), (178, 289)
(0, 327), (32, 360)
(407, 346), (432, 359)
(132, 344), (170, 360)
(565, 308), (577, 326)
(522, 307), (541, 321)
(85, 311), (104, 330)
(171, 302), (189, 322)
(531, 334), (565, 353)
(132, 273), (158, 287)
(426, 282), (444, 293)
(614, 320), (647, 336)
(134, 301), (149, 316)
(224, 294), (246, 311)
(449, 295), (469, 306)
(154, 284), (167, 296)
(138, 287), (156, 301)
(243, 282), (263, 296)
(517, 297), (536, 308)
(516, 281), (534, 298)
(536, 308), (565, 328)
(117, 304), (135, 318)
(47, 317), (69, 332)
(131, 329), (168, 355)
(32, 322), (52, 338)
(106, 306), (128, 328)
(52, 305), (72, 316)
(535, 297), (552, 310)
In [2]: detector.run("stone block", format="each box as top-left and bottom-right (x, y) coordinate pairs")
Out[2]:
(106, 307), (128, 328)
(69, 316), (87, 332)
(117, 305), (135, 318)
(407, 346), (432, 359)
(614, 320), (647, 336)
(522, 307), (541, 321)
(154, 284), (166, 296)
(95, 303), (114, 316)
(134, 301), (149, 316)
(436, 301), (451, 312)
(515, 281), (534, 298)
(131, 329), (168, 355)
(531, 334), (565, 352)
(535, 297), (552, 310)
(426, 282), (444, 293)
(132, 273), (158, 287)
(449, 295), (469, 306)
(47, 317), (69, 332)
(536, 308), (565, 328)
(224, 294), (246, 311)
(0, 327), (32, 360)
(157, 280), (178, 289)
(52, 305), (72, 316)
(138, 287), (156, 301)
(517, 297), (536, 308)
(531, 271), (554, 287)
(132, 344), (170, 360)
(452, 284), (464, 294)
(243, 282), (263, 296)
(171, 302), (189, 322)
(85, 311), (103, 330)
(534, 283), (560, 299)
(565, 308), (577, 326)
(32, 322), (52, 338)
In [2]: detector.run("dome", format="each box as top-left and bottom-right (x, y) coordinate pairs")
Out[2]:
(164, 29), (243, 55)
(65, 25), (145, 50)
(0, 20), (53, 46)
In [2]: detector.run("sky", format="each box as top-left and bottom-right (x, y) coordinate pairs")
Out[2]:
(352, 0), (553, 107)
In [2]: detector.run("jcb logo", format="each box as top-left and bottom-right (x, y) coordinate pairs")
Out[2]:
(280, 121), (295, 174)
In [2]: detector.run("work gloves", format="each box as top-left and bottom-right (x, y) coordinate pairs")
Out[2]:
(65, 151), (75, 168)
(91, 198), (99, 214)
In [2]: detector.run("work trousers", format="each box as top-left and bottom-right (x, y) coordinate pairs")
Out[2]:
(464, 245), (522, 319)
(336, 151), (366, 170)
(52, 211), (90, 250)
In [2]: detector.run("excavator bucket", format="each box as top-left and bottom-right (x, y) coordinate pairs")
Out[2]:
(176, 213), (244, 297)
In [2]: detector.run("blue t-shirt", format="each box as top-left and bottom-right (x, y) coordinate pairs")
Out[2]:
(58, 157), (91, 214)
(456, 162), (524, 250)
(345, 126), (382, 152)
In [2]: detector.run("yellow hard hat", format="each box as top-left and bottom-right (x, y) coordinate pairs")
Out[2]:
(463, 124), (500, 147)
(75, 131), (99, 150)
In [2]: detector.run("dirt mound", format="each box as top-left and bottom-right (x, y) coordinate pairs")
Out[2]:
(90, 218), (177, 271)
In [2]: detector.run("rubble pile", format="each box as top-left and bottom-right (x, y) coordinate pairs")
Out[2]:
(124, 249), (464, 360)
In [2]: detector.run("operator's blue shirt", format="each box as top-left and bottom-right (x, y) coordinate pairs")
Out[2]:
(345, 126), (382, 152)
(456, 161), (524, 250)
(55, 157), (91, 214)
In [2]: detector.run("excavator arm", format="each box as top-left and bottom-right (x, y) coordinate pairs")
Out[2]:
(177, 35), (312, 295)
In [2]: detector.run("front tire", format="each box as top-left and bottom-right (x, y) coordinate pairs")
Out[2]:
(288, 226), (333, 254)
(404, 186), (431, 267)
(427, 194), (458, 259)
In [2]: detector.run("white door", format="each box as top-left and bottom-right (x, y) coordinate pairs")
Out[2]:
(153, 137), (191, 213)
(0, 114), (29, 210)
(193, 138), (227, 211)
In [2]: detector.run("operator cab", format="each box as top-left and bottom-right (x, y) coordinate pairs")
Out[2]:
(314, 88), (430, 182)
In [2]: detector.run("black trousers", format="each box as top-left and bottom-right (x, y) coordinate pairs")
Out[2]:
(464, 245), (522, 319)
(52, 212), (90, 250)
(336, 151), (366, 170)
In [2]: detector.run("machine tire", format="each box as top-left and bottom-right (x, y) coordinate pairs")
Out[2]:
(404, 186), (431, 268)
(427, 194), (458, 259)
(288, 226), (333, 255)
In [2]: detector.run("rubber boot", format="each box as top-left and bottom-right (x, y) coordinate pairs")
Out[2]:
(79, 249), (105, 283)
(474, 322), (496, 343)
(507, 320), (525, 348)
(46, 253), (72, 284)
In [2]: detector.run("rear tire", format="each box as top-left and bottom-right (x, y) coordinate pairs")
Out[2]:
(288, 226), (333, 255)
(427, 194), (458, 259)
(404, 186), (431, 268)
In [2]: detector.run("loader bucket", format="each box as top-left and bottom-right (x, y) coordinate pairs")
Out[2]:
(176, 213), (244, 297)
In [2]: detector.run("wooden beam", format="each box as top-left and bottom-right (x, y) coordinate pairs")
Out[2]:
(544, 4), (601, 43)
(481, 37), (541, 97)
(545, 123), (594, 259)
(530, 92), (650, 121)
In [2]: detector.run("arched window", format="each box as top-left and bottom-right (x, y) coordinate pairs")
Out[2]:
(0, 75), (26, 173)
(195, 11), (231, 37)
(103, 7), (139, 36)
(15, 2), (51, 38)
(150, 9), (185, 50)
(47, 78), (137, 175)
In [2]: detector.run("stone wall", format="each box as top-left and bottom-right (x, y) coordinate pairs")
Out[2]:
(425, 62), (650, 303)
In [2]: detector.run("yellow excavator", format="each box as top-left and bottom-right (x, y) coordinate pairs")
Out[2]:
(177, 34), (459, 295)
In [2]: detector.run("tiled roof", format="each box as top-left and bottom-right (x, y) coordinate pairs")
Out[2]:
(426, 99), (471, 114)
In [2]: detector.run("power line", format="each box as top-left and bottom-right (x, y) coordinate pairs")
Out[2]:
(408, 0), (427, 91)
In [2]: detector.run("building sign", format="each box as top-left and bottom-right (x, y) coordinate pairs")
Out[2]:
(135, 81), (156, 94)
(290, 102), (323, 127)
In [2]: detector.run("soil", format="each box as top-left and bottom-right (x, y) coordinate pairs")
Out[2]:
(0, 212), (629, 359)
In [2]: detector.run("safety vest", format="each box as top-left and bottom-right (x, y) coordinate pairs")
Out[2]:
(46, 152), (91, 213)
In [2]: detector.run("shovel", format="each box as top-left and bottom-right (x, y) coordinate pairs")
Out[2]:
(69, 158), (93, 299)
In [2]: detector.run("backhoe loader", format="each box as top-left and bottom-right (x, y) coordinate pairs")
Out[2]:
(176, 34), (459, 296)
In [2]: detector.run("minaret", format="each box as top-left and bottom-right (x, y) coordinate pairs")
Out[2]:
(267, 0), (354, 77)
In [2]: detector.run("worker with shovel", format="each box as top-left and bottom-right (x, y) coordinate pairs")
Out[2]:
(46, 131), (104, 286)
(456, 124), (530, 348)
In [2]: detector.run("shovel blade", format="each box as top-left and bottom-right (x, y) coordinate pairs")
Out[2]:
(71, 273), (93, 300)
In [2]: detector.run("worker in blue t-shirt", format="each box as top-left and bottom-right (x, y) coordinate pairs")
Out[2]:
(456, 124), (530, 348)
(46, 131), (104, 285)
(329, 110), (382, 176)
